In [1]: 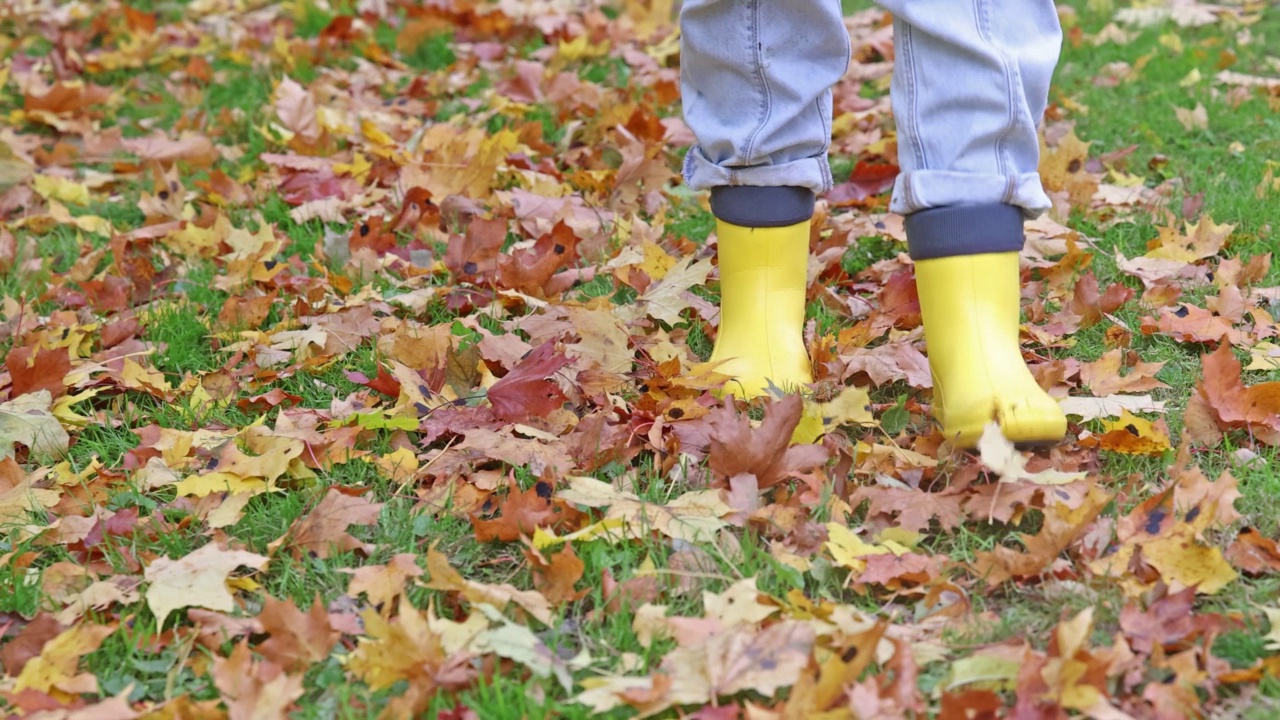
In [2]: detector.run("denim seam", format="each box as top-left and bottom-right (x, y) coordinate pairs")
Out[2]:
(739, 0), (773, 182)
(899, 20), (928, 171)
(974, 0), (1015, 179)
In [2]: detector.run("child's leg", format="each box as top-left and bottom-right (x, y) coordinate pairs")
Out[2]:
(881, 0), (1067, 447)
(679, 0), (850, 397)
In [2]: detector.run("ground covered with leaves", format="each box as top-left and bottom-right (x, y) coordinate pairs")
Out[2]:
(2, 0), (1280, 717)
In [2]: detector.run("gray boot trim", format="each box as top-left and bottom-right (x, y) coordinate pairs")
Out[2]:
(904, 202), (1025, 261)
(710, 186), (815, 228)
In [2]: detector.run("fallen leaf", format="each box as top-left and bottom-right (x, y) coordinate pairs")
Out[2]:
(0, 391), (71, 461)
(285, 489), (384, 559)
(144, 542), (269, 628)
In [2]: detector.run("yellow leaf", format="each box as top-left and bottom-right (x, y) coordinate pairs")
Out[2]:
(51, 388), (100, 428)
(531, 517), (628, 549)
(0, 391), (71, 461)
(1247, 342), (1280, 371)
(371, 447), (419, 485)
(792, 385), (873, 445)
(556, 475), (733, 543)
(825, 523), (894, 573)
(120, 357), (173, 397)
(14, 623), (115, 695)
(1142, 525), (1237, 594)
(32, 174), (91, 205)
(703, 578), (777, 626)
(172, 471), (269, 498)
(638, 241), (676, 282)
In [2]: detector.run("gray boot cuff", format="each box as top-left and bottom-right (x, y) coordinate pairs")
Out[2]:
(904, 202), (1025, 261)
(709, 186), (815, 227)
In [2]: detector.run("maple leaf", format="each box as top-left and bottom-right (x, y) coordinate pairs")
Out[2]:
(424, 547), (552, 624)
(212, 641), (305, 720)
(1078, 410), (1173, 455)
(471, 477), (570, 542)
(5, 345), (71, 398)
(1196, 343), (1280, 439)
(0, 459), (60, 525)
(707, 395), (829, 489)
(12, 622), (116, 696)
(256, 595), (341, 672)
(849, 486), (966, 533)
(528, 544), (587, 605)
(143, 542), (268, 628)
(274, 75), (320, 143)
(485, 340), (571, 423)
(556, 475), (735, 543)
(978, 423), (1088, 485)
(284, 488), (384, 559)
(0, 391), (71, 461)
(972, 486), (1110, 587)
(622, 255), (714, 326)
(1078, 349), (1168, 396)
(347, 553), (425, 610)
(1225, 527), (1280, 576)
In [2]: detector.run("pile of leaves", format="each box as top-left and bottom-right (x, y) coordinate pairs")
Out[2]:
(3, 0), (1280, 717)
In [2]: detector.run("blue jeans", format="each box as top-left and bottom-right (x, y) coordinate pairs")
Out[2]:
(679, 0), (1062, 259)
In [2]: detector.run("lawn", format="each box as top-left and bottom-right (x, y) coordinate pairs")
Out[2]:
(2, 0), (1280, 717)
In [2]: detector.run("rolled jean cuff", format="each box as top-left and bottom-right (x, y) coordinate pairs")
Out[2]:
(683, 145), (833, 195)
(889, 170), (1052, 218)
(904, 203), (1025, 261)
(710, 186), (815, 227)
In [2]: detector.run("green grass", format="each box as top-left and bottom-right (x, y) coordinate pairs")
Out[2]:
(5, 1), (1280, 717)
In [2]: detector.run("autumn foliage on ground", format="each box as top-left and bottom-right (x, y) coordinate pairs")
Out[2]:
(3, 0), (1280, 717)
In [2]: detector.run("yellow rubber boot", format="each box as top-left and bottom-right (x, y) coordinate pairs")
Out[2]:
(914, 252), (1066, 448)
(708, 219), (813, 398)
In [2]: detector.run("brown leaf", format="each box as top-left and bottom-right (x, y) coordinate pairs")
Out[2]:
(286, 489), (384, 559)
(707, 395), (829, 489)
(257, 595), (341, 672)
(1225, 527), (1280, 575)
(528, 544), (587, 605)
(1197, 343), (1280, 438)
(445, 217), (505, 283)
(0, 614), (63, 677)
(1078, 349), (1168, 395)
(347, 553), (424, 609)
(1119, 586), (1219, 654)
(471, 476), (570, 542)
(212, 641), (304, 720)
(849, 486), (966, 533)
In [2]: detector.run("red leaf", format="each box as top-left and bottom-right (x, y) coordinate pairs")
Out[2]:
(5, 346), (71, 399)
(486, 341), (571, 423)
